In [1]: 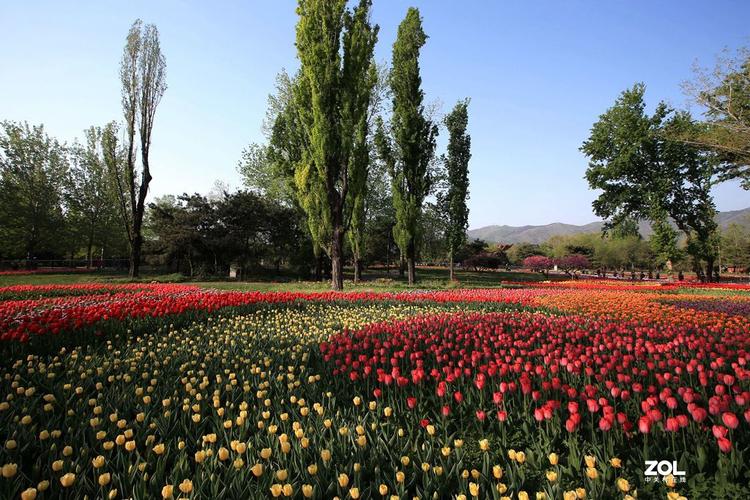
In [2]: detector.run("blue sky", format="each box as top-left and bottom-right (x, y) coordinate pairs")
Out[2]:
(1, 1), (748, 228)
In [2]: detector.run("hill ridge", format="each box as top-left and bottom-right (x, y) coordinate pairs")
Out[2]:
(468, 207), (750, 244)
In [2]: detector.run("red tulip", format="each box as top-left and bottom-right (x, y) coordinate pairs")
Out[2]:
(722, 412), (739, 430)
(718, 437), (732, 453)
(638, 416), (651, 434)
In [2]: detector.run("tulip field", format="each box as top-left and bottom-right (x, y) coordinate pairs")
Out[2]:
(1, 281), (750, 499)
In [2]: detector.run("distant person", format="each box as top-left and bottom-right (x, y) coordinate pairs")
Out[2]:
(678, 271), (684, 281)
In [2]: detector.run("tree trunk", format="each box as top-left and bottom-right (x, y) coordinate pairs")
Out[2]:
(706, 255), (715, 282)
(407, 237), (416, 285)
(86, 235), (94, 270)
(399, 252), (405, 278)
(330, 225), (344, 291)
(449, 248), (455, 281)
(129, 233), (142, 279)
(386, 238), (391, 275)
(353, 256), (362, 283)
(315, 254), (323, 281)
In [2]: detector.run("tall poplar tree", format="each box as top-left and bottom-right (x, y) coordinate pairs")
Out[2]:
(295, 0), (378, 290)
(442, 99), (471, 281)
(376, 7), (437, 285)
(108, 19), (167, 278)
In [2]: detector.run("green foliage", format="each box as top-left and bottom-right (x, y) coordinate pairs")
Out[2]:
(147, 190), (308, 277)
(294, 0), (378, 289)
(721, 221), (750, 271)
(376, 7), (438, 284)
(66, 127), (129, 263)
(0, 121), (69, 259)
(507, 243), (546, 265)
(582, 84), (720, 280)
(683, 46), (750, 189)
(442, 99), (472, 271)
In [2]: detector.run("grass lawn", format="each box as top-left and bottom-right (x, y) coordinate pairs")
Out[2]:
(0, 266), (556, 291)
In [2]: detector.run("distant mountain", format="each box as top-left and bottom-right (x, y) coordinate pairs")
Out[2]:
(468, 207), (750, 244)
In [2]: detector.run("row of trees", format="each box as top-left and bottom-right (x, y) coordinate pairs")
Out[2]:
(1, 8), (473, 283)
(581, 47), (749, 281)
(510, 220), (750, 275)
(0, 121), (128, 264)
(0, 20), (167, 278)
(240, 1), (472, 289)
(146, 191), (307, 277)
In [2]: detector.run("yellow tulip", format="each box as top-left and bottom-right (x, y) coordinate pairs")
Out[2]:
(546, 470), (558, 482)
(162, 484), (174, 498)
(469, 482), (480, 497)
(338, 473), (349, 488)
(302, 484), (314, 498)
(179, 479), (193, 494)
(60, 473), (76, 488)
(98, 473), (111, 486)
(616, 477), (630, 492)
(492, 465), (503, 479)
(21, 488), (37, 500)
(349, 487), (360, 499)
(270, 484), (283, 497)
(251, 463), (264, 477)
(584, 455), (596, 468)
(548, 452), (559, 465)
